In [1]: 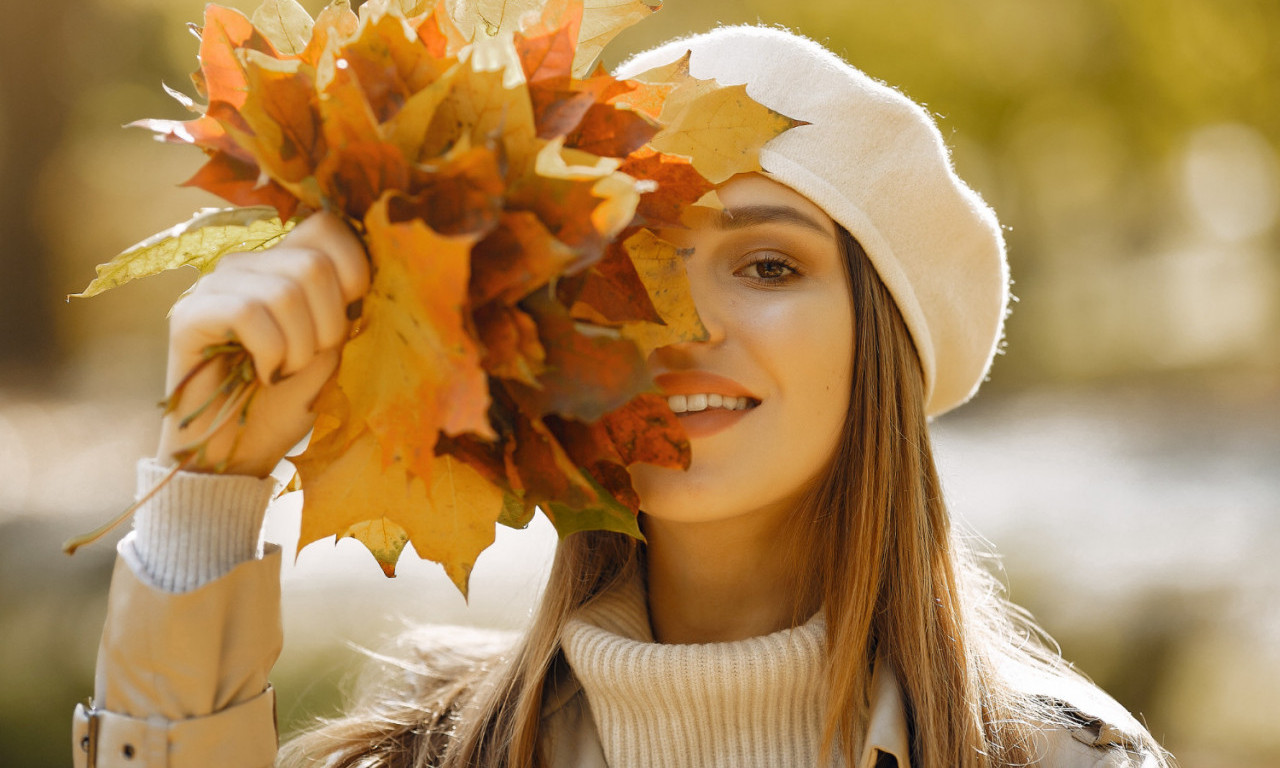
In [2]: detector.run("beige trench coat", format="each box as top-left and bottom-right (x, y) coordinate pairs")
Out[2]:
(73, 545), (1155, 768)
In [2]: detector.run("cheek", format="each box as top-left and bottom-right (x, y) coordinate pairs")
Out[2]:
(745, 295), (854, 401)
(757, 295), (855, 456)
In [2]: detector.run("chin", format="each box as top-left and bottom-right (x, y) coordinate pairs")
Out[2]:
(630, 463), (740, 524)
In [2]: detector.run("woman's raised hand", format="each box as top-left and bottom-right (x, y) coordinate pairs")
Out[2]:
(156, 212), (370, 478)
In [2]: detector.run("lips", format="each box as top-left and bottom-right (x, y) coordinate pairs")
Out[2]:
(654, 371), (757, 400)
(653, 372), (759, 438)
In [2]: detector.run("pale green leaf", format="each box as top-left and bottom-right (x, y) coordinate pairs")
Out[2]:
(498, 490), (536, 529)
(71, 207), (293, 299)
(544, 475), (644, 541)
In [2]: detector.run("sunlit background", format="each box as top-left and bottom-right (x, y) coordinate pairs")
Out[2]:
(1, 0), (1277, 765)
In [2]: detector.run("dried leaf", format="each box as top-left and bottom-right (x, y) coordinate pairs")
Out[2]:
(384, 63), (461, 162)
(514, 0), (581, 85)
(475, 302), (546, 385)
(234, 53), (325, 188)
(504, 401), (599, 509)
(516, 291), (653, 422)
(251, 0), (315, 56)
(334, 11), (450, 117)
(559, 237), (663, 324)
(131, 114), (232, 152)
(337, 193), (492, 483)
(545, 414), (635, 508)
(300, 0), (359, 67)
(79, 0), (805, 588)
(543, 472), (642, 539)
(193, 5), (277, 107)
(71, 207), (291, 298)
(618, 227), (708, 355)
(572, 0), (659, 76)
(564, 101), (660, 158)
(340, 517), (410, 577)
(600, 391), (688, 468)
(391, 142), (505, 236)
(421, 0), (470, 57)
(295, 427), (503, 593)
(498, 490), (536, 529)
(506, 138), (638, 255)
(617, 146), (714, 227)
(639, 56), (804, 183)
(469, 211), (580, 306)
(604, 75), (669, 120)
(422, 55), (538, 164)
(181, 151), (302, 221)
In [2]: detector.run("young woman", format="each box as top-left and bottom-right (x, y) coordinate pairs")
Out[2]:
(73, 25), (1170, 768)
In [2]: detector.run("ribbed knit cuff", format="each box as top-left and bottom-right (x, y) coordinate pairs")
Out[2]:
(127, 458), (278, 593)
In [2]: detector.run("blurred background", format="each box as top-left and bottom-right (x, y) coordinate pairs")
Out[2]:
(1, 0), (1277, 764)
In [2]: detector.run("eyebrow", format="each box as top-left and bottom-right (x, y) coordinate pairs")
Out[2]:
(716, 205), (833, 237)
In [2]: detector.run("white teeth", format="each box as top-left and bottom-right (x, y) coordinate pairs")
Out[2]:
(667, 394), (752, 413)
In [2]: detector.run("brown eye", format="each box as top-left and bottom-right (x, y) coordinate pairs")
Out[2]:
(753, 260), (791, 279)
(739, 254), (800, 283)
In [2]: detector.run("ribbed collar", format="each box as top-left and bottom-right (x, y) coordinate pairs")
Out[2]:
(560, 571), (911, 768)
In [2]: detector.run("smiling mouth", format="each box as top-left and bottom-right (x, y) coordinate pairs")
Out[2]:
(666, 394), (758, 413)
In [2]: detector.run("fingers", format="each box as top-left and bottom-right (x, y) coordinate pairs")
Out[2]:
(170, 211), (371, 386)
(199, 268), (317, 379)
(170, 292), (289, 385)
(282, 211), (371, 304)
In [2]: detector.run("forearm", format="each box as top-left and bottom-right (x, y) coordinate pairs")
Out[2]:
(74, 461), (282, 768)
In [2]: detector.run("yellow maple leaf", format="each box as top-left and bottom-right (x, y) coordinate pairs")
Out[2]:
(423, 49), (538, 166)
(573, 0), (659, 76)
(618, 228), (707, 356)
(632, 52), (803, 184)
(295, 426), (504, 593)
(337, 192), (493, 485)
(251, 0), (315, 55)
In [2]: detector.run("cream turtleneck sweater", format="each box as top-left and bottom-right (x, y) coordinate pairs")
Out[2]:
(560, 569), (837, 768)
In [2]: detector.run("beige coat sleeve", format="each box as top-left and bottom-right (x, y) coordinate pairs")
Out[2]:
(71, 543), (284, 768)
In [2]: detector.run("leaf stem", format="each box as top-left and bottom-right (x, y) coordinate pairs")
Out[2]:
(64, 343), (261, 556)
(61, 457), (191, 555)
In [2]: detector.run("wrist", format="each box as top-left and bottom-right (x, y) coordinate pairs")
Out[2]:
(130, 458), (278, 592)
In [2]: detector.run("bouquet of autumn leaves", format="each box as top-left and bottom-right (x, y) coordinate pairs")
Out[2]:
(70, 0), (797, 593)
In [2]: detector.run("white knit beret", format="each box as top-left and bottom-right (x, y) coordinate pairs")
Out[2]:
(616, 26), (1010, 417)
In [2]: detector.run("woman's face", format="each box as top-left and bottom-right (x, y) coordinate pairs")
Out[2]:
(631, 174), (854, 526)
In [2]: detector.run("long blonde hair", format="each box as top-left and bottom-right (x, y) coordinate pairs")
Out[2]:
(280, 230), (1168, 768)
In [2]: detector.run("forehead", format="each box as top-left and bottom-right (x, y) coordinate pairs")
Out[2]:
(691, 173), (837, 238)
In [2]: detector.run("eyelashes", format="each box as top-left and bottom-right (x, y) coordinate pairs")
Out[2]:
(735, 251), (803, 284)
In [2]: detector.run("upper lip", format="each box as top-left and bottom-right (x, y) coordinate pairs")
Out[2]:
(653, 372), (759, 401)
